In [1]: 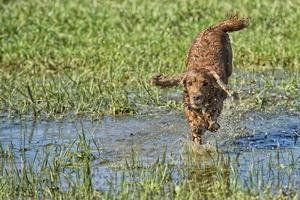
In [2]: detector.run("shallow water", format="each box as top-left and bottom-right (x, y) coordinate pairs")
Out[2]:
(0, 110), (187, 163)
(1, 110), (300, 192)
(219, 112), (300, 193)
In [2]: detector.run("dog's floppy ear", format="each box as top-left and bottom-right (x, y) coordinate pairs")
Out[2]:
(151, 73), (186, 88)
(209, 71), (238, 98)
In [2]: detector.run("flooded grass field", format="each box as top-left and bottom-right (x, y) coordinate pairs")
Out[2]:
(1, 98), (300, 198)
(1, 0), (300, 199)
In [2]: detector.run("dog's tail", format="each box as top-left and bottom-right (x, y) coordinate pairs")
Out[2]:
(212, 14), (249, 32)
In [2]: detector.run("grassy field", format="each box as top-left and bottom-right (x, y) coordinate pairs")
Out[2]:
(1, 0), (300, 119)
(1, 0), (300, 199)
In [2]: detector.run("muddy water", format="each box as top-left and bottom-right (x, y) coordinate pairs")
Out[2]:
(1, 110), (300, 191)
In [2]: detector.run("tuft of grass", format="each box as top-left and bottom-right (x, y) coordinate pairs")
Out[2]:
(1, 0), (300, 118)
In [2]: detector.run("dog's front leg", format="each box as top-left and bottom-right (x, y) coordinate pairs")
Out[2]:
(191, 126), (205, 144)
(185, 110), (207, 144)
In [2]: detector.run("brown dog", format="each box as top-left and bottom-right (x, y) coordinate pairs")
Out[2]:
(151, 15), (248, 144)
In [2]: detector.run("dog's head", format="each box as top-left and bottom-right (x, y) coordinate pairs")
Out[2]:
(182, 69), (229, 110)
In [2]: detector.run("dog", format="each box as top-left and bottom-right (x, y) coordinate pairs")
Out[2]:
(151, 15), (248, 144)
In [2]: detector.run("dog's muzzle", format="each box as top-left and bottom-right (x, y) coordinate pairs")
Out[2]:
(190, 94), (204, 109)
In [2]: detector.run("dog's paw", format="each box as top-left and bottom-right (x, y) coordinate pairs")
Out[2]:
(208, 121), (220, 132)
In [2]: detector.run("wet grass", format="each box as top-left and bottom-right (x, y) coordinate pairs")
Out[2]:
(1, 0), (300, 118)
(0, 132), (299, 199)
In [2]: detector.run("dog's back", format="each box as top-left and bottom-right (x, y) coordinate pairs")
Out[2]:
(186, 15), (249, 84)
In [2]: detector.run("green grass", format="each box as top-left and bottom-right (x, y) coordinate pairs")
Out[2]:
(1, 0), (300, 118)
(0, 132), (298, 199)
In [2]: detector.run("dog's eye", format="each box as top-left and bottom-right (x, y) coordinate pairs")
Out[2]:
(187, 81), (193, 86)
(202, 81), (208, 87)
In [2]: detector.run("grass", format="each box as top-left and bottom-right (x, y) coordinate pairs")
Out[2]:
(1, 0), (300, 119)
(0, 131), (299, 199)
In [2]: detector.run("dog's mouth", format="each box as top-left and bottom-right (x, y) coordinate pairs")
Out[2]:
(189, 96), (205, 110)
(189, 101), (204, 110)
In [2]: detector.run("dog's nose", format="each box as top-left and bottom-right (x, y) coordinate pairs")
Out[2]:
(192, 94), (203, 102)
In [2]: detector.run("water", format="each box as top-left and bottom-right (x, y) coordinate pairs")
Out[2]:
(1, 110), (300, 192)
(0, 110), (187, 163)
(223, 112), (300, 151)
(219, 112), (300, 193)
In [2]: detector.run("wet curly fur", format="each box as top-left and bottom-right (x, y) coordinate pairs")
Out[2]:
(151, 15), (249, 144)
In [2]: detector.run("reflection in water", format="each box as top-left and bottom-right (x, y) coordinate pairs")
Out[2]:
(183, 147), (231, 197)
